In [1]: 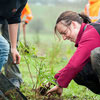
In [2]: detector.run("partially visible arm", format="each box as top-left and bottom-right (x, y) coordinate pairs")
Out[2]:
(8, 24), (20, 64)
(7, 0), (27, 64)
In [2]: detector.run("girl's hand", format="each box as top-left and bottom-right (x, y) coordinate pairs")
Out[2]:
(46, 85), (63, 97)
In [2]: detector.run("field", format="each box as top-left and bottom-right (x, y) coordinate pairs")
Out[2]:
(17, 4), (100, 100)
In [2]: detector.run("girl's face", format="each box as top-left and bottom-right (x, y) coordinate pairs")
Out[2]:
(56, 21), (81, 42)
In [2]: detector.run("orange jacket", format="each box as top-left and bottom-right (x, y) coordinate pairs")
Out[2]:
(21, 3), (33, 24)
(84, 0), (100, 22)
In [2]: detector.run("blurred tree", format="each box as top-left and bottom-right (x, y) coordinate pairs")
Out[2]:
(29, 18), (44, 33)
(29, 0), (87, 5)
(29, 18), (45, 45)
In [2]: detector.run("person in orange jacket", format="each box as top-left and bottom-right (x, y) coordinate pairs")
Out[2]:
(21, 3), (33, 46)
(84, 0), (100, 22)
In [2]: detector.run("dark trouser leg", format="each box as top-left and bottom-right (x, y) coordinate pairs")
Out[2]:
(4, 52), (23, 87)
(1, 21), (22, 88)
(73, 61), (100, 94)
(91, 47), (100, 82)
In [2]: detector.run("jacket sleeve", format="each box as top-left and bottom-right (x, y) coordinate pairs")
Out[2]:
(7, 0), (27, 24)
(21, 3), (33, 24)
(55, 31), (100, 88)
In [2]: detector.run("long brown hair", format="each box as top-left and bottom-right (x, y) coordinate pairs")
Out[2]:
(54, 11), (91, 36)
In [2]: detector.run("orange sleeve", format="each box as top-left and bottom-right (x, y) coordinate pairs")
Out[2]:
(21, 3), (33, 23)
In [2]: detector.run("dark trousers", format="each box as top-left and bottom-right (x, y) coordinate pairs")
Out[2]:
(74, 47), (100, 94)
